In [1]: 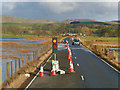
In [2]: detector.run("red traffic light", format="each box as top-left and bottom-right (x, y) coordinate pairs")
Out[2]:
(53, 44), (57, 48)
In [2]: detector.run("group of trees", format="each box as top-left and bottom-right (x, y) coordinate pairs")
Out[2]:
(2, 25), (23, 35)
(2, 23), (119, 37)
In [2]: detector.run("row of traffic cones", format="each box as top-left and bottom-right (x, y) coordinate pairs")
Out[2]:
(40, 62), (56, 77)
(66, 40), (75, 72)
(40, 40), (74, 77)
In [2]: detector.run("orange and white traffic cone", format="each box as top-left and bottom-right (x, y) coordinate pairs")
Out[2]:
(52, 63), (56, 75)
(40, 64), (44, 77)
(66, 40), (68, 44)
(69, 58), (72, 68)
(67, 46), (70, 51)
(65, 40), (69, 48)
(68, 49), (72, 59)
(69, 58), (74, 72)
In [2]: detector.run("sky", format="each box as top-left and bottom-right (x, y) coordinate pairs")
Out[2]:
(0, 0), (119, 21)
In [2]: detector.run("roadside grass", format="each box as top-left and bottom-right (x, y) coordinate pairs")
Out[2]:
(80, 36), (118, 42)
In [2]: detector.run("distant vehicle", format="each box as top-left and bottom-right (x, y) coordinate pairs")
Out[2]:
(72, 38), (81, 46)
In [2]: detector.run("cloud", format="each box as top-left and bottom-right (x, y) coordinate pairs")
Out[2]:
(1, 2), (118, 21)
(2, 2), (16, 10)
(40, 2), (79, 14)
(39, 2), (118, 15)
(1, 0), (119, 2)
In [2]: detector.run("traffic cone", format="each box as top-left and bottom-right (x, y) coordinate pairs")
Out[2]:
(67, 46), (70, 51)
(69, 58), (74, 72)
(66, 40), (68, 44)
(40, 64), (44, 77)
(66, 43), (69, 48)
(68, 49), (72, 59)
(52, 63), (56, 75)
(65, 40), (69, 48)
(69, 58), (72, 68)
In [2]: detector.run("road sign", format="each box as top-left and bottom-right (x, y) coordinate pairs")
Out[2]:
(52, 37), (57, 53)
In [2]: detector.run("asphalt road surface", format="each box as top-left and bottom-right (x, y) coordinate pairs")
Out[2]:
(26, 37), (119, 89)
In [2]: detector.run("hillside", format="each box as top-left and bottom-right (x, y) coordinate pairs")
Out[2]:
(63, 19), (100, 23)
(0, 15), (117, 25)
(62, 19), (112, 25)
(0, 15), (56, 24)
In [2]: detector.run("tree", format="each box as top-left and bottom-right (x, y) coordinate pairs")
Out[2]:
(95, 27), (113, 37)
(9, 26), (21, 35)
(34, 27), (41, 37)
(80, 26), (92, 36)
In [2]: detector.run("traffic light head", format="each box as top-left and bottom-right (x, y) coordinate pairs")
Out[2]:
(52, 38), (57, 53)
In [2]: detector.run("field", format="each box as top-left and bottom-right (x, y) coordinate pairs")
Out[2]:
(80, 36), (118, 42)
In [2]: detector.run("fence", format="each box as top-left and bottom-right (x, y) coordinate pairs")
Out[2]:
(81, 41), (120, 69)
(2, 44), (51, 85)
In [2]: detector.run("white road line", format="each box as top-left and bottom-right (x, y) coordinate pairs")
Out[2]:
(24, 54), (53, 90)
(71, 48), (82, 50)
(81, 75), (84, 81)
(89, 50), (120, 74)
(77, 63), (79, 66)
(75, 57), (77, 59)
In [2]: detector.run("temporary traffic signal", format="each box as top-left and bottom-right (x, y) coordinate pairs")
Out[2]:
(52, 37), (57, 53)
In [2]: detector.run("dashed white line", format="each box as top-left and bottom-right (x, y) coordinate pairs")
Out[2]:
(75, 57), (77, 59)
(77, 63), (79, 66)
(81, 75), (84, 81)
(71, 48), (82, 50)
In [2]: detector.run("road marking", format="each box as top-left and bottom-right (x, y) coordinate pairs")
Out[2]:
(77, 63), (79, 66)
(89, 50), (120, 74)
(71, 48), (82, 50)
(75, 57), (77, 59)
(24, 54), (53, 90)
(81, 75), (84, 81)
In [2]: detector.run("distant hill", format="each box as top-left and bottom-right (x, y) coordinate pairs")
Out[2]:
(63, 19), (100, 23)
(0, 15), (57, 24)
(62, 19), (111, 25)
(0, 15), (117, 25)
(111, 21), (120, 23)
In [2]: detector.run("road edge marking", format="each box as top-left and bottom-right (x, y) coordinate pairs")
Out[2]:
(89, 50), (120, 74)
(24, 54), (53, 90)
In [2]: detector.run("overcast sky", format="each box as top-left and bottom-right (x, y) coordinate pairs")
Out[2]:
(1, 0), (119, 21)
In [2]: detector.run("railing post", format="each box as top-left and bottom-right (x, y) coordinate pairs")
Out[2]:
(25, 55), (27, 65)
(15, 59), (17, 73)
(33, 51), (35, 60)
(18, 58), (21, 69)
(6, 62), (10, 80)
(22, 56), (24, 67)
(31, 52), (33, 61)
(35, 51), (37, 60)
(28, 54), (30, 62)
(11, 61), (13, 77)
(115, 52), (118, 62)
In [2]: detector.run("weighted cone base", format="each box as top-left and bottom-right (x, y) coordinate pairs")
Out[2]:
(70, 68), (75, 72)
(52, 71), (56, 75)
(40, 72), (44, 77)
